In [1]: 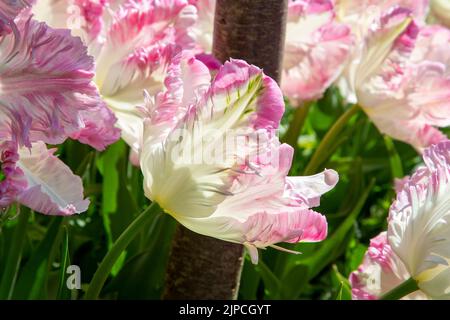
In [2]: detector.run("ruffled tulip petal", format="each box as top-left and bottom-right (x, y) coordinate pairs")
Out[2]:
(0, 17), (109, 148)
(282, 0), (353, 103)
(165, 143), (331, 264)
(388, 140), (450, 299)
(126, 49), (211, 159)
(285, 169), (339, 207)
(349, 232), (428, 300)
(0, 141), (27, 208)
(0, 0), (31, 35)
(339, 5), (449, 151)
(69, 104), (121, 151)
(189, 0), (215, 53)
(16, 141), (89, 216)
(93, 0), (196, 119)
(33, 0), (197, 154)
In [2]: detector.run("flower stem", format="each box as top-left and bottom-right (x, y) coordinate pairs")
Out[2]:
(380, 277), (419, 300)
(282, 102), (312, 148)
(84, 202), (161, 300)
(0, 206), (30, 299)
(303, 104), (360, 176)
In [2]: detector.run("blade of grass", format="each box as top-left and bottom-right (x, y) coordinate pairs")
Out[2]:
(12, 216), (63, 299)
(383, 136), (404, 179)
(303, 104), (360, 175)
(0, 207), (30, 299)
(57, 226), (69, 299)
(84, 202), (161, 300)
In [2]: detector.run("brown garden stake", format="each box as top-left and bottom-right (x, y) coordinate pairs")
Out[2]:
(163, 0), (288, 300)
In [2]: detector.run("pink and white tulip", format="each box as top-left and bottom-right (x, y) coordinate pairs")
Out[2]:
(139, 57), (338, 263)
(349, 232), (428, 300)
(351, 140), (450, 299)
(0, 4), (118, 215)
(33, 0), (198, 156)
(388, 140), (450, 299)
(337, 3), (449, 151)
(189, 0), (353, 104)
(0, 15), (118, 149)
(281, 0), (353, 104)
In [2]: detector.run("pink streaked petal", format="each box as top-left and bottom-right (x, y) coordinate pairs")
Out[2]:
(195, 53), (221, 72)
(371, 116), (447, 151)
(16, 142), (89, 216)
(388, 141), (450, 298)
(0, 141), (27, 208)
(288, 0), (334, 18)
(283, 1), (353, 103)
(0, 0), (31, 18)
(69, 103), (121, 151)
(72, 0), (108, 40)
(349, 232), (427, 300)
(106, 0), (193, 47)
(285, 168), (339, 207)
(141, 51), (210, 150)
(190, 0), (215, 53)
(0, 0), (32, 35)
(242, 207), (328, 247)
(352, 17), (450, 150)
(0, 17), (108, 147)
(422, 140), (450, 171)
(179, 53), (211, 106)
(283, 23), (352, 103)
(212, 59), (284, 130)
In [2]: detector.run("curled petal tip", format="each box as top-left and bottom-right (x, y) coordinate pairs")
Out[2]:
(324, 169), (339, 186)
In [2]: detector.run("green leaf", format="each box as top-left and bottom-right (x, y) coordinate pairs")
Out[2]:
(346, 242), (368, 274)
(280, 264), (309, 299)
(255, 259), (281, 299)
(0, 208), (30, 299)
(57, 226), (69, 299)
(12, 217), (63, 299)
(96, 140), (126, 216)
(105, 214), (176, 299)
(331, 265), (352, 300)
(239, 258), (261, 300)
(383, 136), (404, 179)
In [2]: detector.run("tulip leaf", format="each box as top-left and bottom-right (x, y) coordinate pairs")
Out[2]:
(12, 217), (63, 299)
(383, 136), (404, 179)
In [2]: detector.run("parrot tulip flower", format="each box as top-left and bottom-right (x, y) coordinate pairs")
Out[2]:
(388, 140), (450, 299)
(0, 5), (118, 215)
(0, 16), (118, 149)
(349, 232), (428, 300)
(139, 57), (338, 263)
(281, 0), (353, 104)
(33, 0), (198, 157)
(351, 140), (450, 299)
(189, 0), (353, 104)
(336, 3), (449, 151)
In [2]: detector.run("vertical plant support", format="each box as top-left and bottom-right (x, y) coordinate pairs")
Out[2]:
(163, 0), (288, 300)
